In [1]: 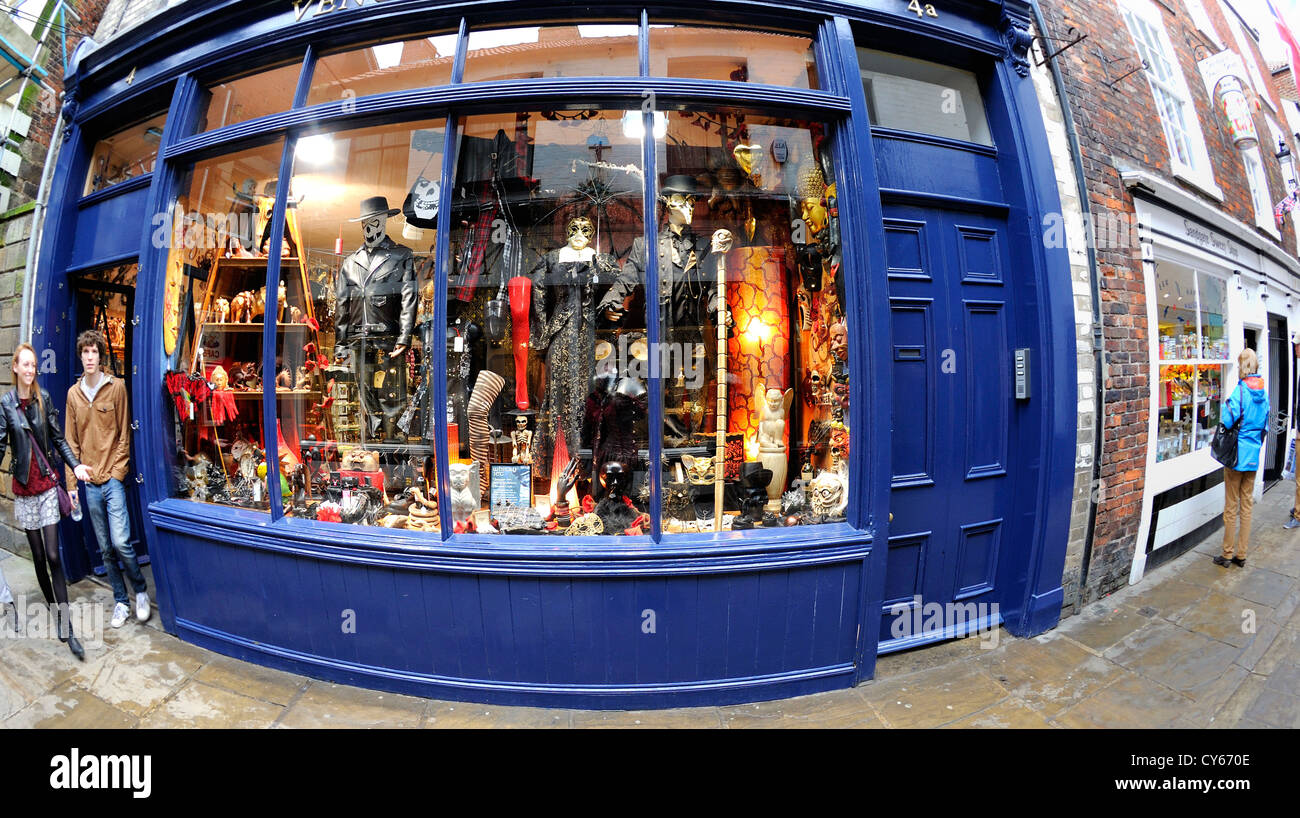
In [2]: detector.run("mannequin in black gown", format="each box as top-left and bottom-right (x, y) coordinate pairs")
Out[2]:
(528, 216), (618, 481)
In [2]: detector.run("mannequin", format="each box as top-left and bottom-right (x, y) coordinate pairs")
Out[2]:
(528, 216), (619, 480)
(334, 196), (418, 441)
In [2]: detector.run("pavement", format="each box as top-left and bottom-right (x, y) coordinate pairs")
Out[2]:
(1, 486), (1297, 729)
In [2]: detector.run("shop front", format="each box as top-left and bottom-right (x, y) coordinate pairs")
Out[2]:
(1128, 170), (1300, 581)
(32, 0), (1075, 707)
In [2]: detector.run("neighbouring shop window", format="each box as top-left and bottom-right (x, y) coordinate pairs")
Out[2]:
(162, 140), (287, 507)
(649, 25), (818, 89)
(1155, 262), (1230, 462)
(84, 113), (166, 195)
(446, 109), (646, 536)
(198, 63), (304, 132)
(651, 110), (847, 534)
(856, 49), (991, 145)
(462, 25), (640, 83)
(306, 33), (458, 107)
(279, 120), (446, 529)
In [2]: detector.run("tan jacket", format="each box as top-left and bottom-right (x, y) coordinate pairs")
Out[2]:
(65, 373), (131, 488)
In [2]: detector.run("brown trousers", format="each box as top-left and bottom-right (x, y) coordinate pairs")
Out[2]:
(1222, 468), (1256, 560)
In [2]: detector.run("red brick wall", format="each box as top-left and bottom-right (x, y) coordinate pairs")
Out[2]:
(1038, 0), (1296, 600)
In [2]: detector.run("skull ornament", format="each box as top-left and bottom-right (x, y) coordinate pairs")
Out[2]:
(809, 470), (848, 518)
(362, 215), (387, 249)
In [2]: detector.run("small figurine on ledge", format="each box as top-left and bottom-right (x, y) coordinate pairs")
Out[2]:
(511, 414), (533, 464)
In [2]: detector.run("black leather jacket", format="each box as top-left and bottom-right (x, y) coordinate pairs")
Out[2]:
(335, 235), (418, 350)
(0, 388), (80, 489)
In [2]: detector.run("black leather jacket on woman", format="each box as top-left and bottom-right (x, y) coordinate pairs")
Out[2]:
(0, 387), (80, 489)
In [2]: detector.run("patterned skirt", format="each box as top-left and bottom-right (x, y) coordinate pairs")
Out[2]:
(13, 486), (60, 530)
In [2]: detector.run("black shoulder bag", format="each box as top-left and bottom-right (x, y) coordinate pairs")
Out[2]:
(1210, 382), (1246, 468)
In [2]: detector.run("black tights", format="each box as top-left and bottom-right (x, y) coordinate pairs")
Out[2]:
(25, 523), (68, 610)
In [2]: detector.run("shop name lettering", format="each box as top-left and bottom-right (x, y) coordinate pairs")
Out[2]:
(1182, 220), (1239, 260)
(291, 0), (382, 22)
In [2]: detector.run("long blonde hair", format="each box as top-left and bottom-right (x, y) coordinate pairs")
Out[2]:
(11, 343), (44, 418)
(1239, 347), (1259, 377)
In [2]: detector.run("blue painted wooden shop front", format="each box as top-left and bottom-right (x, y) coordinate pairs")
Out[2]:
(30, 0), (1074, 708)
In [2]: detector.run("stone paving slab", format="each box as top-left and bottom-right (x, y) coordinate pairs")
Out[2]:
(941, 697), (1056, 729)
(1052, 674), (1191, 729)
(569, 706), (724, 729)
(278, 682), (425, 728)
(719, 688), (887, 729)
(4, 680), (138, 729)
(192, 655), (307, 707)
(985, 633), (1125, 718)
(139, 680), (285, 729)
(863, 664), (1009, 728)
(423, 701), (573, 729)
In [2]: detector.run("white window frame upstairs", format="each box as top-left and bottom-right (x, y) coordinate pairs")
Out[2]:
(1120, 0), (1223, 199)
(1242, 146), (1280, 237)
(1220, 1), (1276, 112)
(1183, 0), (1225, 49)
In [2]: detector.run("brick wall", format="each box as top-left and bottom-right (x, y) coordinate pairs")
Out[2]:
(1038, 0), (1297, 603)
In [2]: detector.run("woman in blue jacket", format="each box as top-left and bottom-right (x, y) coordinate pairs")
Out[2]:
(1217, 348), (1270, 567)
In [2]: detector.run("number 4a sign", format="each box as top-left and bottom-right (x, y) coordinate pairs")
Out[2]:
(908, 0), (938, 18)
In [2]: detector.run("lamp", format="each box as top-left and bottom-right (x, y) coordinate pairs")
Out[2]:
(726, 247), (789, 444)
(1278, 138), (1297, 191)
(1234, 270), (1243, 290)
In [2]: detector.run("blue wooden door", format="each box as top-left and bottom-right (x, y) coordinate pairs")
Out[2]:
(879, 187), (1015, 650)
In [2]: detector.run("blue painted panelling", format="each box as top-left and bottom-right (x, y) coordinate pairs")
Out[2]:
(71, 185), (152, 268)
(634, 579), (670, 685)
(872, 135), (1002, 203)
(963, 301), (1009, 479)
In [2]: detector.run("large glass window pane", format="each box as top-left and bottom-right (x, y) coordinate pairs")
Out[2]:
(1157, 364), (1195, 462)
(162, 140), (287, 508)
(306, 34), (457, 107)
(448, 110), (645, 535)
(857, 49), (991, 145)
(463, 25), (639, 83)
(641, 110), (847, 534)
(1194, 364), (1225, 452)
(84, 113), (166, 195)
(650, 25), (818, 89)
(1154, 261), (1198, 360)
(280, 121), (446, 530)
(1197, 272), (1228, 360)
(199, 63), (303, 132)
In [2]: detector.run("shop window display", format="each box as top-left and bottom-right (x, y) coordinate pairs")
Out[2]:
(71, 263), (136, 378)
(84, 113), (167, 195)
(640, 111), (848, 533)
(446, 110), (647, 535)
(1154, 262), (1230, 462)
(275, 121), (446, 529)
(162, 140), (294, 507)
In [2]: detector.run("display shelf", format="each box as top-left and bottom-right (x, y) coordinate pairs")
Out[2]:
(202, 322), (314, 333)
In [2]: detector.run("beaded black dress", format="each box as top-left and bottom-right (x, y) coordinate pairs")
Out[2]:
(529, 248), (618, 479)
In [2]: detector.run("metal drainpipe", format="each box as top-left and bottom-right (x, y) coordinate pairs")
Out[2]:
(20, 104), (63, 343)
(1030, 0), (1106, 605)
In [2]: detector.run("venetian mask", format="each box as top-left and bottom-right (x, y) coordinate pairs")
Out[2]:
(566, 513), (605, 536)
(663, 193), (695, 226)
(566, 217), (595, 251)
(680, 455), (716, 484)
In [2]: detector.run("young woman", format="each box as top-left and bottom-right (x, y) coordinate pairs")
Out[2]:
(0, 343), (93, 659)
(1217, 347), (1270, 569)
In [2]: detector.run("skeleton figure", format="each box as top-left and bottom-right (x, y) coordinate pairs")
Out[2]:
(511, 415), (533, 464)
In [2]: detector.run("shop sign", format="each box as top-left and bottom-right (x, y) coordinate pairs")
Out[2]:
(1180, 218), (1241, 261)
(1197, 50), (1258, 151)
(291, 0), (383, 23)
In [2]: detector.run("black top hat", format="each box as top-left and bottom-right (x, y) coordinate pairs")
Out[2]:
(350, 195), (401, 222)
(661, 175), (697, 196)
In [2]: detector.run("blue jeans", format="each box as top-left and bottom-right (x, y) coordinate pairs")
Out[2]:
(84, 478), (147, 604)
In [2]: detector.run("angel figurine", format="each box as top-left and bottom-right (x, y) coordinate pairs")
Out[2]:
(756, 383), (794, 503)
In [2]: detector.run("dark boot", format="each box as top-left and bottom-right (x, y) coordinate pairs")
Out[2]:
(57, 606), (85, 661)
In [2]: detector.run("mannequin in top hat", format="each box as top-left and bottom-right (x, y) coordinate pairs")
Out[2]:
(335, 196), (418, 441)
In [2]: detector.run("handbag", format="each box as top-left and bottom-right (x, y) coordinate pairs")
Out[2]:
(28, 431), (73, 517)
(1210, 382), (1246, 468)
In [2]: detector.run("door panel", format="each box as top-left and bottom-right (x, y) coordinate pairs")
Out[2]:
(880, 201), (1014, 649)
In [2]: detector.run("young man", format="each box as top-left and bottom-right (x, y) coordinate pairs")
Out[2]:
(65, 330), (150, 627)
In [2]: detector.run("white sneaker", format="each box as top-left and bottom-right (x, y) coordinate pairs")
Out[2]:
(135, 592), (151, 623)
(111, 602), (130, 629)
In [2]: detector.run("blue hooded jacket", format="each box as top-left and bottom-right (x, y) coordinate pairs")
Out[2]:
(1221, 374), (1270, 472)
